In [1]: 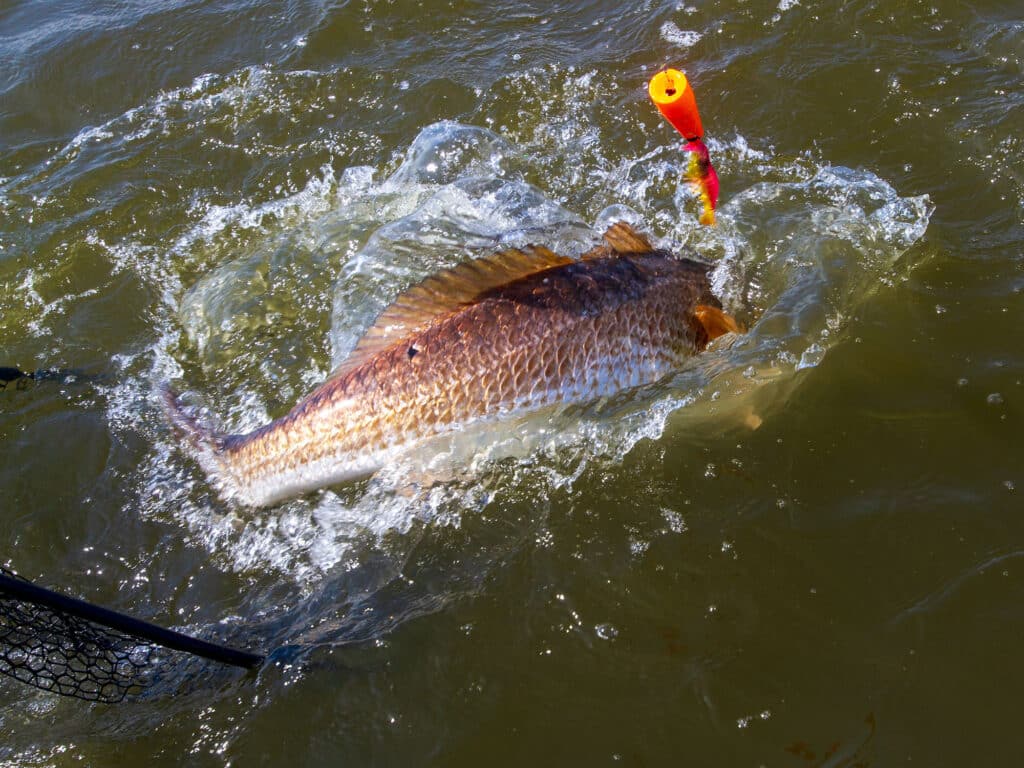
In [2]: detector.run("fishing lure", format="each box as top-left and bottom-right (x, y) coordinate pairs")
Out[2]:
(648, 68), (719, 226)
(682, 138), (718, 226)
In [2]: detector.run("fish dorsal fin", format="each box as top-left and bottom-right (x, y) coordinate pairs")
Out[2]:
(328, 245), (572, 380)
(580, 221), (658, 260)
(603, 221), (655, 254)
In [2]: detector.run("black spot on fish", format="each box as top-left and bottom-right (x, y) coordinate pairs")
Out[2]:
(407, 346), (418, 359)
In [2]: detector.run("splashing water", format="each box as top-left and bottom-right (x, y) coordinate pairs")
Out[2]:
(0, 66), (932, 652)
(147, 114), (931, 586)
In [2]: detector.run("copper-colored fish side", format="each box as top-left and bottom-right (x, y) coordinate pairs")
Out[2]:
(164, 222), (736, 506)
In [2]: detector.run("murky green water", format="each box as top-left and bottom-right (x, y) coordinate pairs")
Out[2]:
(2, 0), (1022, 764)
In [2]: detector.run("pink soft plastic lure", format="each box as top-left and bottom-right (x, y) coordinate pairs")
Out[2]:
(683, 139), (719, 226)
(647, 69), (720, 227)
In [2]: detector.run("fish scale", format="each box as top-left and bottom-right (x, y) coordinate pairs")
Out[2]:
(164, 223), (737, 506)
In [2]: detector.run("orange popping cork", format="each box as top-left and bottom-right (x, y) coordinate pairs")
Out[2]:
(648, 68), (703, 140)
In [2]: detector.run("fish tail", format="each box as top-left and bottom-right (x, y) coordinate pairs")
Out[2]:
(161, 384), (227, 454)
(162, 385), (266, 505)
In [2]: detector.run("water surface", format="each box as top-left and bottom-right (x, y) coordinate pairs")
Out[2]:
(1, 0), (1022, 764)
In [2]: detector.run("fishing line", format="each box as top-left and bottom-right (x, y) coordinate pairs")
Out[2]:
(0, 366), (106, 392)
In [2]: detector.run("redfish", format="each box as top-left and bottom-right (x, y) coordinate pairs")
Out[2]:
(164, 222), (739, 507)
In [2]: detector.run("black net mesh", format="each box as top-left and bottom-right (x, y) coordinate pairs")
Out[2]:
(0, 568), (158, 703)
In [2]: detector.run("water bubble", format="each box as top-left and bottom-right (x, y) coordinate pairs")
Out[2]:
(987, 393), (1004, 405)
(1005, 480), (1016, 492)
(595, 624), (618, 640)
(796, 343), (826, 370)
(660, 21), (702, 48)
(662, 509), (687, 533)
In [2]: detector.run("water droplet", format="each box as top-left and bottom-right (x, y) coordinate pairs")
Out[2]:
(630, 538), (649, 556)
(796, 342), (825, 370)
(662, 509), (686, 533)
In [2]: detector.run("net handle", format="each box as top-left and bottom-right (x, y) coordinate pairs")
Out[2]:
(0, 573), (263, 669)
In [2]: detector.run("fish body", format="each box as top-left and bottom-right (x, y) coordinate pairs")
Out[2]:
(165, 223), (737, 506)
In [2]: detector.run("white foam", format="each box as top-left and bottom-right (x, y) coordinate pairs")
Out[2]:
(660, 21), (703, 49)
